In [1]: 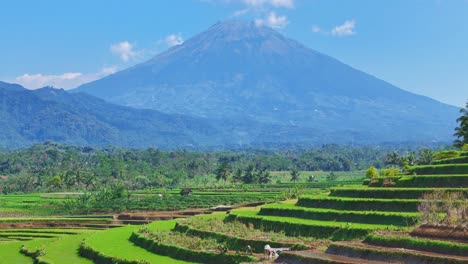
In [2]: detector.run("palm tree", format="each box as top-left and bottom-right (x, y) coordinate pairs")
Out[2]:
(290, 168), (300, 182)
(417, 148), (433, 165)
(403, 152), (417, 166)
(215, 161), (231, 183)
(257, 169), (271, 184)
(385, 151), (401, 167)
(242, 165), (256, 184)
(232, 168), (243, 183)
(454, 100), (468, 149)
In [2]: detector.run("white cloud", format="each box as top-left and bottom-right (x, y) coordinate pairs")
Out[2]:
(312, 25), (322, 33)
(225, 0), (293, 17)
(331, 20), (356, 36)
(110, 41), (137, 62)
(255, 12), (289, 29)
(13, 67), (117, 90)
(242, 0), (294, 8)
(164, 33), (184, 47)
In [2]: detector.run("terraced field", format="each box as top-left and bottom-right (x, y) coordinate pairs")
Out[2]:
(0, 158), (466, 263)
(272, 152), (468, 263)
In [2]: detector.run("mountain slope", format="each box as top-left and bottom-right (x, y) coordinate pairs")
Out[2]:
(75, 20), (459, 143)
(0, 85), (226, 149)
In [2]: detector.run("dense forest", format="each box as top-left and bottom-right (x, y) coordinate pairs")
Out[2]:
(0, 141), (451, 194)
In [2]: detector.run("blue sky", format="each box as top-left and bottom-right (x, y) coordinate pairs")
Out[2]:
(1, 0), (467, 106)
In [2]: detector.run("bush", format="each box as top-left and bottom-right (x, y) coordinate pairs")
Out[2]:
(366, 166), (379, 179)
(380, 168), (399, 177)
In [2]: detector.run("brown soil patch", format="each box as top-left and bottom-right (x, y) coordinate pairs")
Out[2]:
(411, 224), (468, 243)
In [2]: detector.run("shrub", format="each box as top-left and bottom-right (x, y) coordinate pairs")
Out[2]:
(366, 166), (379, 179)
(380, 167), (399, 177)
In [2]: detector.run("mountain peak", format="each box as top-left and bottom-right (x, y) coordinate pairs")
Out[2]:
(193, 20), (284, 43)
(74, 21), (458, 144)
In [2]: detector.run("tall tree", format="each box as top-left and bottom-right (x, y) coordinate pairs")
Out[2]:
(232, 168), (243, 183)
(454, 100), (468, 149)
(417, 148), (433, 165)
(385, 151), (401, 167)
(215, 161), (231, 183)
(257, 169), (271, 184)
(242, 165), (256, 184)
(290, 168), (300, 182)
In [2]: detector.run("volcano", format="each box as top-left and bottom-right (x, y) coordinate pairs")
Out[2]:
(75, 20), (458, 144)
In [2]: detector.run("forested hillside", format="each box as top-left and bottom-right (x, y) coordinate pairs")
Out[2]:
(0, 142), (447, 194)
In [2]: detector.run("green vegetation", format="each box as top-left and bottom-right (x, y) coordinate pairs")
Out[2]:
(130, 229), (257, 264)
(408, 164), (468, 175)
(297, 195), (420, 212)
(40, 233), (94, 263)
(432, 156), (468, 165)
(364, 234), (468, 257)
(326, 243), (467, 264)
(330, 187), (468, 199)
(0, 142), (422, 194)
(363, 175), (468, 188)
(1, 140), (467, 263)
(259, 203), (419, 226)
(227, 209), (397, 240)
(62, 191), (277, 214)
(454, 101), (468, 149)
(0, 242), (33, 263)
(81, 222), (192, 264)
(433, 150), (466, 160)
(175, 214), (309, 252)
(365, 166), (379, 179)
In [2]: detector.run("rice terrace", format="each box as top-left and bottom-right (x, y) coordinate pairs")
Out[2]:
(1, 1), (468, 263)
